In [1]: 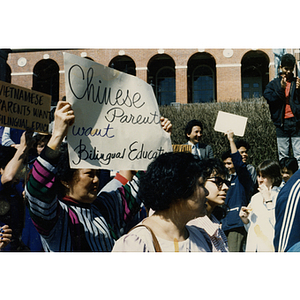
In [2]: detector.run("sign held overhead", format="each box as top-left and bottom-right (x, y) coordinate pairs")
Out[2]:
(64, 52), (173, 170)
(214, 111), (248, 137)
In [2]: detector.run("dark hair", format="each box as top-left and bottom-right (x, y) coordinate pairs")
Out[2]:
(138, 152), (206, 211)
(55, 143), (105, 196)
(202, 158), (229, 221)
(256, 159), (282, 187)
(28, 133), (52, 157)
(0, 146), (16, 169)
(235, 139), (250, 151)
(35, 133), (51, 145)
(184, 119), (203, 140)
(221, 150), (231, 161)
(281, 53), (296, 67)
(279, 157), (298, 174)
(56, 142), (78, 196)
(202, 158), (229, 179)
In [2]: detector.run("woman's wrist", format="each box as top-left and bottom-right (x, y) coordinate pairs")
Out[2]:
(242, 218), (249, 224)
(47, 133), (64, 151)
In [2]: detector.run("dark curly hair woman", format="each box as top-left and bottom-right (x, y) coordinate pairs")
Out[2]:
(112, 152), (213, 252)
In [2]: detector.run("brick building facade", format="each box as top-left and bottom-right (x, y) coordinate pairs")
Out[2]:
(3, 48), (300, 106)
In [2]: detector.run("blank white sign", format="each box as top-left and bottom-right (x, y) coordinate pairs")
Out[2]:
(214, 111), (248, 137)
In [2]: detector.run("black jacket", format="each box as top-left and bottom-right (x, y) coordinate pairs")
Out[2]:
(263, 75), (300, 127)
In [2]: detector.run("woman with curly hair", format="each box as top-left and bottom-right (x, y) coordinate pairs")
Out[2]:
(112, 151), (212, 252)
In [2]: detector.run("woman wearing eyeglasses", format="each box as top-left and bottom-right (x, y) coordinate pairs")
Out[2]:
(188, 158), (230, 252)
(239, 160), (282, 252)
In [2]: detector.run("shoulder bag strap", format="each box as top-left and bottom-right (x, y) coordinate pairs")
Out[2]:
(128, 224), (162, 252)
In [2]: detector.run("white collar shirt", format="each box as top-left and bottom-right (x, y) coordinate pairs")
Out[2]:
(188, 214), (228, 252)
(188, 141), (201, 158)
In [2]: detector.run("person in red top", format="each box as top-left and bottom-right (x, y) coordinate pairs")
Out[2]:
(263, 53), (300, 168)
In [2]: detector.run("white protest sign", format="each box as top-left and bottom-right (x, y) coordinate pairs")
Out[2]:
(214, 111), (248, 137)
(64, 52), (173, 170)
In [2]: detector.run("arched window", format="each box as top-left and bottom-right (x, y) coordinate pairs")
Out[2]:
(109, 55), (136, 76)
(242, 66), (262, 99)
(241, 50), (269, 99)
(147, 54), (175, 106)
(156, 67), (176, 106)
(33, 59), (59, 106)
(187, 52), (216, 103)
(192, 65), (214, 103)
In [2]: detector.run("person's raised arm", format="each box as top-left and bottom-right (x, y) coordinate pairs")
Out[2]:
(1, 131), (31, 185)
(45, 101), (74, 157)
(225, 130), (237, 154)
(25, 101), (75, 236)
(225, 130), (253, 197)
(47, 101), (74, 150)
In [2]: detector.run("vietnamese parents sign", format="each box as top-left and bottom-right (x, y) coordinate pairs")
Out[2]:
(64, 52), (173, 170)
(0, 80), (51, 133)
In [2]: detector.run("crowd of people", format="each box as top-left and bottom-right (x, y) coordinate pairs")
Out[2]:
(1, 53), (300, 252)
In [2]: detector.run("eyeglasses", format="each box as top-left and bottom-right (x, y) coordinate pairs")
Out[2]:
(207, 177), (231, 189)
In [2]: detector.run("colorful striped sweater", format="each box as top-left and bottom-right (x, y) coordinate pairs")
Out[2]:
(25, 147), (142, 252)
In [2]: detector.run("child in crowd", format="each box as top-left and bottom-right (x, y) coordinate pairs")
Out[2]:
(239, 160), (282, 252)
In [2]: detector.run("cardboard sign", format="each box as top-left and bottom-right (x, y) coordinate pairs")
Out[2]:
(0, 81), (51, 133)
(214, 111), (248, 137)
(64, 52), (173, 170)
(172, 144), (192, 153)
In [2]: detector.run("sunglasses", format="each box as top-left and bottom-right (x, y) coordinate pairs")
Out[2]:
(207, 176), (231, 189)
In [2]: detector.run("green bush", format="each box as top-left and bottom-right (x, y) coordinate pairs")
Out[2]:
(159, 98), (278, 168)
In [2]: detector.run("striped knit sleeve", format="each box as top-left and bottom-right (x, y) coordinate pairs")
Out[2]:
(274, 178), (300, 252)
(94, 171), (143, 240)
(25, 154), (59, 236)
(119, 172), (141, 222)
